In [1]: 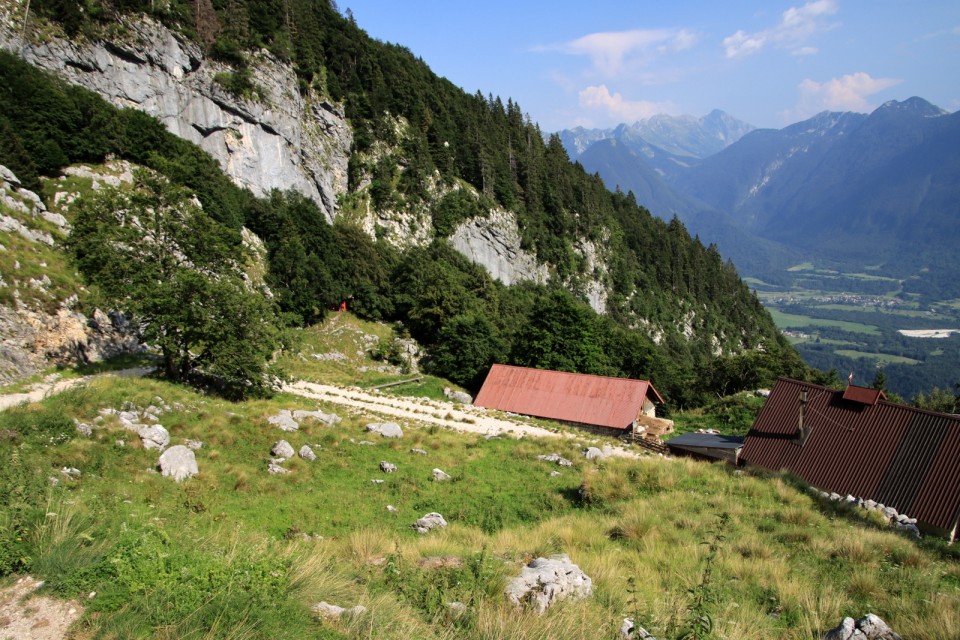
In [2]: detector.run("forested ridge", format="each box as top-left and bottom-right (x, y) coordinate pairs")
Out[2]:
(1, 0), (816, 405)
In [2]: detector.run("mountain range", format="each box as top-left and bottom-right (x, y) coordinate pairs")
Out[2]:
(558, 99), (960, 293)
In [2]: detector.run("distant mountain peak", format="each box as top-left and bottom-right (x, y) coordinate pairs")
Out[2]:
(876, 97), (947, 117)
(557, 109), (755, 161)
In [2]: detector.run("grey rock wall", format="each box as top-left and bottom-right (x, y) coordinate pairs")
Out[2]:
(450, 209), (549, 287)
(0, 11), (351, 223)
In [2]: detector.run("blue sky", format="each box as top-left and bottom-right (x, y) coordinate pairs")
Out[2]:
(342, 1), (960, 131)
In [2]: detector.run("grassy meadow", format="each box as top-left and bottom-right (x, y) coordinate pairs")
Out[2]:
(1, 316), (959, 639)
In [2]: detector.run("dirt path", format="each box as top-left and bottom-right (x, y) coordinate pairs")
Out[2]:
(0, 576), (83, 640)
(283, 380), (641, 459)
(0, 367), (155, 412)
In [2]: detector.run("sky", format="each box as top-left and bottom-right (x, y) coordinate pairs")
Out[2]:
(342, 0), (960, 131)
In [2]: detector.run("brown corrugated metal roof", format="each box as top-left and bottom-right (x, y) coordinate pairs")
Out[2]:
(473, 364), (662, 430)
(842, 385), (887, 405)
(741, 378), (960, 538)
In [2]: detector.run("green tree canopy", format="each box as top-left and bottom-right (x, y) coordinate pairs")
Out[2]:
(69, 170), (281, 399)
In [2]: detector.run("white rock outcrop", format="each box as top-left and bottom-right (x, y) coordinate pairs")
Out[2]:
(450, 209), (549, 287)
(271, 440), (295, 459)
(138, 424), (170, 451)
(367, 422), (403, 438)
(504, 554), (593, 613)
(158, 445), (198, 482)
(412, 512), (447, 534)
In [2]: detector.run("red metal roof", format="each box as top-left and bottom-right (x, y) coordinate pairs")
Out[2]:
(473, 364), (662, 430)
(741, 378), (960, 538)
(842, 385), (887, 405)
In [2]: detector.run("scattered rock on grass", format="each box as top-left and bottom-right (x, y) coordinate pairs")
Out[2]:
(412, 512), (447, 534)
(138, 424), (170, 451)
(537, 453), (573, 467)
(268, 410), (300, 432)
(583, 446), (606, 460)
(823, 613), (902, 640)
(299, 445), (317, 461)
(410, 448), (427, 455)
(505, 554), (592, 613)
(292, 409), (341, 426)
(272, 440), (295, 458)
(158, 445), (198, 482)
(432, 468), (451, 481)
(621, 618), (656, 639)
(380, 461), (397, 473)
(367, 422), (403, 438)
(443, 387), (473, 404)
(311, 602), (367, 620)
(268, 461), (289, 475)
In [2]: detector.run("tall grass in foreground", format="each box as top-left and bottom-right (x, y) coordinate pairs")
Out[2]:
(1, 376), (958, 639)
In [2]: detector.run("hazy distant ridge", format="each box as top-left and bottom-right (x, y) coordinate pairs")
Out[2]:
(557, 109), (756, 161)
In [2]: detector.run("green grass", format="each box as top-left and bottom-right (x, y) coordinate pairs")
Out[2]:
(768, 309), (880, 335)
(669, 393), (764, 437)
(2, 373), (958, 639)
(833, 350), (922, 365)
(1, 312), (957, 640)
(278, 314), (471, 401)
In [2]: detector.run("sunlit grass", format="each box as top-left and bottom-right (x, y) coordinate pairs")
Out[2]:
(2, 333), (958, 639)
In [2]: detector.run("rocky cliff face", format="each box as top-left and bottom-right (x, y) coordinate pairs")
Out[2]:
(0, 9), (352, 223)
(450, 209), (549, 288)
(1, 6), (613, 313)
(0, 163), (141, 383)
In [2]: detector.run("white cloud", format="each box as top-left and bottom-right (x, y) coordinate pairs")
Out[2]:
(792, 46), (819, 56)
(724, 0), (839, 58)
(787, 72), (901, 119)
(578, 85), (676, 122)
(539, 28), (700, 75)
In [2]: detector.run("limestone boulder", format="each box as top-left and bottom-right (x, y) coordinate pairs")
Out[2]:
(443, 387), (473, 404)
(367, 422), (403, 438)
(823, 614), (902, 640)
(537, 453), (573, 467)
(158, 445), (198, 482)
(312, 602), (367, 620)
(412, 512), (447, 534)
(271, 440), (295, 459)
(268, 410), (299, 432)
(138, 424), (170, 451)
(292, 409), (341, 426)
(505, 554), (592, 614)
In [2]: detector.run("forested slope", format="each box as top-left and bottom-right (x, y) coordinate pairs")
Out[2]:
(0, 0), (815, 405)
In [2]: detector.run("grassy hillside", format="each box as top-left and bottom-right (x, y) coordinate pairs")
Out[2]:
(2, 319), (958, 639)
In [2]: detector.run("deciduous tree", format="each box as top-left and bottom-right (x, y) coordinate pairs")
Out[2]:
(70, 170), (280, 399)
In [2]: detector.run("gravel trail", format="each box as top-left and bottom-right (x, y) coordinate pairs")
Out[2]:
(284, 380), (641, 459)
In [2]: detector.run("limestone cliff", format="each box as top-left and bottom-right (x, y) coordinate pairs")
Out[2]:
(450, 209), (548, 288)
(0, 8), (351, 223)
(0, 163), (140, 383)
(0, 5), (614, 314)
